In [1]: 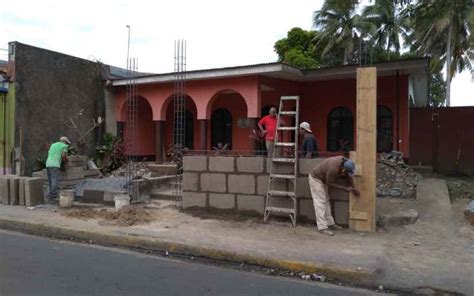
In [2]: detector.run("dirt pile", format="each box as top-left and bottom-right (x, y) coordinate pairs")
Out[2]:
(62, 205), (154, 226)
(377, 151), (422, 198)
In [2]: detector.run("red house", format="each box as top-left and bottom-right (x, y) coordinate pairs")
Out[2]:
(109, 58), (429, 161)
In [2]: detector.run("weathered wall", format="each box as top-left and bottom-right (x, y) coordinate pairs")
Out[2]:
(182, 156), (349, 225)
(10, 42), (106, 175)
(409, 107), (474, 174)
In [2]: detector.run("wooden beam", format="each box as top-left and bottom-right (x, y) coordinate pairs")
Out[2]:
(349, 67), (377, 232)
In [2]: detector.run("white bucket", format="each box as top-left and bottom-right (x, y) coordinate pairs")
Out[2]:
(114, 195), (130, 211)
(59, 189), (74, 208)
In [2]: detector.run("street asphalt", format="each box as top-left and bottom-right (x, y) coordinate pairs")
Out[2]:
(0, 230), (385, 296)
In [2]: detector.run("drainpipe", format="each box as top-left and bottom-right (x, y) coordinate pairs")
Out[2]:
(396, 70), (400, 152)
(0, 84), (8, 175)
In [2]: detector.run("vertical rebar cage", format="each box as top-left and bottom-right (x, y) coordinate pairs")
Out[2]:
(125, 57), (138, 199)
(173, 40), (186, 206)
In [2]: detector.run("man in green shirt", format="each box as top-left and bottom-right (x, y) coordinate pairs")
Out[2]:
(45, 136), (70, 201)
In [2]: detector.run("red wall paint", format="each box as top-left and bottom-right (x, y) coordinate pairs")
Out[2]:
(122, 97), (155, 156)
(409, 107), (474, 173)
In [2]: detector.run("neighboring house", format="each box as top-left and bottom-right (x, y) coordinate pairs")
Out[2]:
(109, 59), (429, 162)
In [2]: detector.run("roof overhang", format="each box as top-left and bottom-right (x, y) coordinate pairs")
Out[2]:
(110, 58), (429, 87)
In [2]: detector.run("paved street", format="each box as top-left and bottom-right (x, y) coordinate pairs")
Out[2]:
(0, 230), (384, 296)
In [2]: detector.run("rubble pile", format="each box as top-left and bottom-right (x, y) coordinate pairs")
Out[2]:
(109, 162), (153, 179)
(377, 151), (422, 198)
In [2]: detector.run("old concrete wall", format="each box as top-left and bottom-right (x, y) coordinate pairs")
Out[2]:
(11, 42), (106, 175)
(182, 156), (349, 225)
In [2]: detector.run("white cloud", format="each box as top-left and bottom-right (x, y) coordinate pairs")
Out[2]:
(1, 0), (472, 105)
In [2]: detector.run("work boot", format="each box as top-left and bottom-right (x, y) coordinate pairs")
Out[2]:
(319, 229), (334, 236)
(329, 224), (343, 231)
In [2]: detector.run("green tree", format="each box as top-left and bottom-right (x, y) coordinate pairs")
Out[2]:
(406, 0), (473, 106)
(274, 27), (318, 69)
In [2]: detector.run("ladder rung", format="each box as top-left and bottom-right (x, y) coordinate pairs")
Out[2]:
(265, 207), (295, 214)
(270, 174), (296, 180)
(279, 111), (297, 115)
(277, 127), (297, 131)
(272, 158), (295, 163)
(268, 190), (295, 197)
(281, 96), (299, 101)
(275, 142), (296, 147)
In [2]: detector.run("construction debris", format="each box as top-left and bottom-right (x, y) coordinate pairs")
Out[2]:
(377, 151), (422, 198)
(61, 205), (153, 226)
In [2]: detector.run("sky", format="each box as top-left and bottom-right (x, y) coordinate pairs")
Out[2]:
(1, 0), (472, 106)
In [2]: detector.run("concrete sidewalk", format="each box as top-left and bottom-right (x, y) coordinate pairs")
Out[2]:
(0, 178), (472, 295)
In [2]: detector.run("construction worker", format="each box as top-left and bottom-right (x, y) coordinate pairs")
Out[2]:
(45, 136), (71, 202)
(258, 107), (278, 157)
(309, 156), (360, 236)
(299, 121), (318, 158)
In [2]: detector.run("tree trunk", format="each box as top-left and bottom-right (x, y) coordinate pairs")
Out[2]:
(445, 22), (453, 107)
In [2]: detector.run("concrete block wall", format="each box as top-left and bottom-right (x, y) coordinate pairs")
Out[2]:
(182, 156), (350, 224)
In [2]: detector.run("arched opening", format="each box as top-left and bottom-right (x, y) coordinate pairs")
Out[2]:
(207, 90), (248, 151)
(164, 95), (198, 151)
(121, 96), (155, 159)
(211, 108), (232, 150)
(327, 107), (354, 152)
(377, 105), (393, 153)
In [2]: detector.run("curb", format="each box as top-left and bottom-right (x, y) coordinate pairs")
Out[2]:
(0, 217), (376, 286)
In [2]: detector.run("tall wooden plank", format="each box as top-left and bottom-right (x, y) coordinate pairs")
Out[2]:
(349, 67), (377, 232)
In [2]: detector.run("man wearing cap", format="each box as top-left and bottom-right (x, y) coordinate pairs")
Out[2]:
(45, 136), (71, 202)
(299, 122), (318, 158)
(309, 156), (360, 236)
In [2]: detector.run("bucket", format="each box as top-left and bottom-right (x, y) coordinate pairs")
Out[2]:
(114, 194), (130, 211)
(59, 189), (74, 208)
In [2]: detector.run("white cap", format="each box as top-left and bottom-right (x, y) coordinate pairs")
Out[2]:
(299, 122), (312, 133)
(60, 136), (71, 145)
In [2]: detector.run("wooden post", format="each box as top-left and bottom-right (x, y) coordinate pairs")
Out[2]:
(349, 67), (377, 232)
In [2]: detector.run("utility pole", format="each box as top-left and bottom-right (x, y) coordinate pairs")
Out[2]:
(126, 25), (131, 68)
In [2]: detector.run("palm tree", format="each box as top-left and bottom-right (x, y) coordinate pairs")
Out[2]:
(407, 0), (473, 106)
(362, 0), (409, 57)
(313, 0), (367, 65)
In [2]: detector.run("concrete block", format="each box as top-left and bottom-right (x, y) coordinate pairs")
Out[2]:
(267, 161), (294, 175)
(299, 158), (324, 175)
(328, 187), (349, 201)
(377, 208), (418, 228)
(182, 191), (207, 208)
(59, 167), (85, 180)
(0, 175), (11, 204)
(9, 177), (20, 205)
(147, 164), (177, 176)
(228, 174), (255, 194)
(183, 156), (207, 172)
(266, 196), (294, 210)
(296, 177), (311, 198)
(236, 157), (264, 173)
(334, 201), (349, 225)
(237, 195), (265, 214)
(257, 175), (287, 195)
(201, 173), (226, 193)
(209, 193), (235, 209)
(104, 191), (127, 204)
(82, 190), (104, 203)
(183, 172), (198, 191)
(25, 177), (44, 206)
(299, 198), (315, 220)
(209, 156), (235, 172)
(19, 178), (26, 206)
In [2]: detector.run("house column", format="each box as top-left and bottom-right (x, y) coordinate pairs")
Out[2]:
(154, 121), (164, 162)
(198, 119), (208, 151)
(248, 118), (259, 153)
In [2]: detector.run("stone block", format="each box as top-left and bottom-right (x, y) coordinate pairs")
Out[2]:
(182, 191), (207, 208)
(201, 173), (226, 193)
(82, 189), (104, 203)
(236, 157), (264, 173)
(257, 175), (287, 195)
(296, 177), (311, 198)
(183, 172), (198, 191)
(228, 174), (255, 194)
(334, 201), (349, 225)
(237, 195), (265, 214)
(209, 156), (235, 172)
(299, 158), (324, 175)
(209, 193), (235, 209)
(19, 178), (26, 206)
(299, 198), (315, 220)
(25, 177), (44, 206)
(9, 177), (20, 205)
(0, 175), (11, 204)
(183, 156), (207, 172)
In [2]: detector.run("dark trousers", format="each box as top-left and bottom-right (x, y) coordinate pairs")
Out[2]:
(47, 167), (60, 199)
